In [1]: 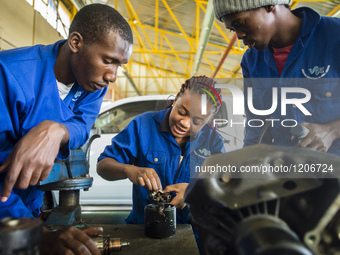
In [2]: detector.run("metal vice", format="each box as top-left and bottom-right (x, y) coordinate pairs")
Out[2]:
(37, 129), (100, 228)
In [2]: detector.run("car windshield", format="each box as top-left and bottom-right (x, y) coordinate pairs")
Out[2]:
(95, 99), (173, 133)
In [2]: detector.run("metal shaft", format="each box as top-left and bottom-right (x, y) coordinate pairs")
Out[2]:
(59, 190), (80, 207)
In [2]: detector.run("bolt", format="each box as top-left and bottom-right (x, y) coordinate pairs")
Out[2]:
(221, 177), (230, 183)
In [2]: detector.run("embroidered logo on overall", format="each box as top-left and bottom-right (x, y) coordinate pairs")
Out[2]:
(302, 65), (330, 79)
(194, 148), (211, 159)
(72, 91), (82, 101)
(198, 148), (211, 157)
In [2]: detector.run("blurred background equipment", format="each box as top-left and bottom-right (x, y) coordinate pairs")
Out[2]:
(185, 144), (340, 255)
(0, 217), (43, 255)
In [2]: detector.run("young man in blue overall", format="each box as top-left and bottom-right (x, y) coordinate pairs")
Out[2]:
(213, 0), (340, 155)
(0, 4), (132, 254)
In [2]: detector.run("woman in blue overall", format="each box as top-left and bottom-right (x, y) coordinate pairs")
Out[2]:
(97, 75), (226, 225)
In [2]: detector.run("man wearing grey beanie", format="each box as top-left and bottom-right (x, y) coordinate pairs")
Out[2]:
(213, 0), (340, 156)
(184, 3), (340, 255)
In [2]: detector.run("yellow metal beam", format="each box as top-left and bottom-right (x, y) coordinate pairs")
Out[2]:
(327, 3), (340, 16)
(290, 1), (299, 9)
(122, 0), (340, 96)
(124, 0), (155, 50)
(50, 0), (340, 99)
(155, 0), (159, 50)
(126, 20), (244, 54)
(161, 0), (192, 43)
(163, 34), (190, 76)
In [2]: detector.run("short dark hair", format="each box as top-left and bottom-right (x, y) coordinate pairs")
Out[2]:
(69, 4), (133, 45)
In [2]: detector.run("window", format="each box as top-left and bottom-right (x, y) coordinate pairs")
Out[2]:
(26, 0), (71, 39)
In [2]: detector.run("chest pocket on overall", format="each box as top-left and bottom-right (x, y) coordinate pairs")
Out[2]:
(312, 80), (340, 123)
(145, 152), (173, 184)
(145, 152), (168, 165)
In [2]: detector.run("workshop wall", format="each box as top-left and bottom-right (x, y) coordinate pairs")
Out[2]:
(0, 0), (176, 100)
(0, 0), (63, 50)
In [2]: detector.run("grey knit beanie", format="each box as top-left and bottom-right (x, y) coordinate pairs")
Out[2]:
(213, 0), (291, 21)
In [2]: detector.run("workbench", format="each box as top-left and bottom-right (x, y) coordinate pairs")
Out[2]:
(89, 224), (200, 255)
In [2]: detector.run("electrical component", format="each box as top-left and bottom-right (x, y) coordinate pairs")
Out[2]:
(92, 235), (130, 254)
(145, 191), (176, 238)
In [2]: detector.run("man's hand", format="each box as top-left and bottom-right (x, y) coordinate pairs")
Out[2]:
(123, 165), (162, 191)
(40, 226), (103, 255)
(0, 120), (69, 202)
(163, 183), (189, 209)
(294, 122), (340, 152)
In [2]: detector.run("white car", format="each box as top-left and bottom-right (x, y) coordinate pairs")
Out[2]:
(80, 94), (244, 206)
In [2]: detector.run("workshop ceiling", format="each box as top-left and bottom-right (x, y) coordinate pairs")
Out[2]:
(104, 0), (245, 81)
(70, 0), (340, 97)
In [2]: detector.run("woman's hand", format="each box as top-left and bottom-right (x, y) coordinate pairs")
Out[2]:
(163, 183), (189, 209)
(123, 165), (162, 191)
(40, 226), (103, 255)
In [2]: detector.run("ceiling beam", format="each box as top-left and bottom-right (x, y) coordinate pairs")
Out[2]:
(327, 3), (340, 17)
(69, 0), (84, 10)
(191, 0), (214, 76)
